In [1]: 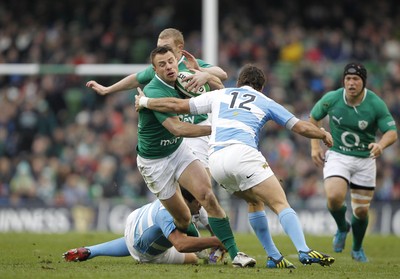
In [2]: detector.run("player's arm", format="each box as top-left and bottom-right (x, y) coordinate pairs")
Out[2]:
(369, 130), (398, 159)
(168, 229), (222, 253)
(182, 50), (227, 81)
(289, 117), (333, 148)
(135, 88), (191, 114)
(162, 116), (210, 137)
(308, 116), (327, 167)
(86, 73), (141, 96)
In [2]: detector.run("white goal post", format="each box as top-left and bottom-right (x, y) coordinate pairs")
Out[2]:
(0, 64), (149, 76)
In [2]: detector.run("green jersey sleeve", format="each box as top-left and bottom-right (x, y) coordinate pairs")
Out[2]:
(375, 98), (397, 133)
(136, 65), (156, 85)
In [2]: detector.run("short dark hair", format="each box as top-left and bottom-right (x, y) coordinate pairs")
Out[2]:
(150, 45), (174, 66)
(181, 187), (196, 203)
(237, 64), (266, 91)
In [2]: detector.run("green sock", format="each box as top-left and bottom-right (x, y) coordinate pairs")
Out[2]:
(351, 214), (368, 251)
(208, 217), (239, 260)
(186, 222), (199, 237)
(329, 204), (349, 232)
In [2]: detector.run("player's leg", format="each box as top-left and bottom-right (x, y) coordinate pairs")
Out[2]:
(152, 247), (198, 264)
(349, 188), (373, 262)
(248, 177), (334, 266)
(86, 237), (130, 258)
(348, 157), (376, 262)
(63, 237), (129, 262)
(179, 160), (242, 263)
(137, 149), (192, 232)
(323, 151), (353, 252)
(246, 200), (295, 268)
(325, 177), (349, 231)
(247, 201), (281, 259)
(248, 176), (309, 252)
(324, 177), (350, 252)
(159, 187), (193, 233)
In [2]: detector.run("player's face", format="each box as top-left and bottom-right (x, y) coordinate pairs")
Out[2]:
(344, 74), (364, 99)
(153, 51), (178, 85)
(157, 37), (183, 59)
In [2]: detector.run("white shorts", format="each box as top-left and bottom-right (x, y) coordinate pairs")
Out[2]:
(323, 150), (376, 188)
(137, 141), (198, 200)
(184, 136), (209, 168)
(209, 144), (274, 194)
(183, 119), (210, 168)
(124, 210), (185, 264)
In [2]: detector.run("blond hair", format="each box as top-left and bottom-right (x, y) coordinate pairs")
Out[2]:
(158, 28), (184, 46)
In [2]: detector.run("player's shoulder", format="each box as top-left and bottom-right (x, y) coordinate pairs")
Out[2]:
(365, 89), (384, 101)
(365, 89), (389, 110)
(144, 77), (176, 97)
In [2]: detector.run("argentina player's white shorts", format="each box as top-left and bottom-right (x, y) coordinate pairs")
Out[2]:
(323, 150), (376, 188)
(209, 144), (274, 194)
(137, 140), (198, 200)
(124, 211), (185, 264)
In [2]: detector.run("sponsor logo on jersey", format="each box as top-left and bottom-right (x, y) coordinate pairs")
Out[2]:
(179, 114), (195, 123)
(160, 137), (180, 146)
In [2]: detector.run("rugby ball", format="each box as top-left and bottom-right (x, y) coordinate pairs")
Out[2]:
(176, 69), (210, 98)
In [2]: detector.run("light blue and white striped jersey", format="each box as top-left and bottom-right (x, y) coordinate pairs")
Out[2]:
(130, 199), (176, 256)
(190, 86), (295, 154)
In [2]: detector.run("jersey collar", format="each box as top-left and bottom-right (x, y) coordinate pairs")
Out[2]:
(155, 74), (175, 90)
(177, 55), (185, 65)
(343, 88), (367, 106)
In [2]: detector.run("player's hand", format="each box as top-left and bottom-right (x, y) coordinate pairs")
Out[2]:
(209, 247), (227, 264)
(311, 147), (325, 168)
(86, 80), (109, 95)
(182, 69), (210, 93)
(182, 50), (200, 71)
(321, 128), (333, 148)
(368, 142), (383, 159)
(135, 88), (145, 111)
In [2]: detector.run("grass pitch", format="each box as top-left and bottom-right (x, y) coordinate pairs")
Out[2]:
(1, 232), (399, 279)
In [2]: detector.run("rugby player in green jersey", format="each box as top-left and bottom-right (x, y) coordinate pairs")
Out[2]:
(309, 62), (398, 262)
(86, 28), (225, 171)
(134, 45), (256, 268)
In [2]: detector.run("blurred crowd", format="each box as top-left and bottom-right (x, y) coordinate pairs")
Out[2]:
(1, 0), (400, 208)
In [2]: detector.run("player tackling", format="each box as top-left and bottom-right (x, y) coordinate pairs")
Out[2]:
(135, 64), (336, 267)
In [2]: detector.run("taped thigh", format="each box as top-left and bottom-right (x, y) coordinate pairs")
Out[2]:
(350, 192), (372, 213)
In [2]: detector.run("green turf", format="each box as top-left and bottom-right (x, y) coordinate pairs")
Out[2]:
(1, 232), (399, 279)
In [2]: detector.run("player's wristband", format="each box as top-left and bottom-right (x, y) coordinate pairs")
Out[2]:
(139, 96), (149, 108)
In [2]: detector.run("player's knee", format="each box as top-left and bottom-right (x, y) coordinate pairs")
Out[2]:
(327, 197), (345, 210)
(353, 206), (369, 219)
(351, 192), (372, 219)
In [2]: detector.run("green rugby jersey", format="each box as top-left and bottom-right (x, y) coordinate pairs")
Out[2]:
(137, 75), (183, 159)
(136, 55), (210, 124)
(311, 88), (397, 158)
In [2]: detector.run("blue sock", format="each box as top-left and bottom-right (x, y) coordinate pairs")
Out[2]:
(86, 237), (130, 258)
(278, 208), (309, 252)
(249, 211), (281, 259)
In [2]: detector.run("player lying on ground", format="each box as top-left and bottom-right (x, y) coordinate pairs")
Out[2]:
(63, 188), (226, 264)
